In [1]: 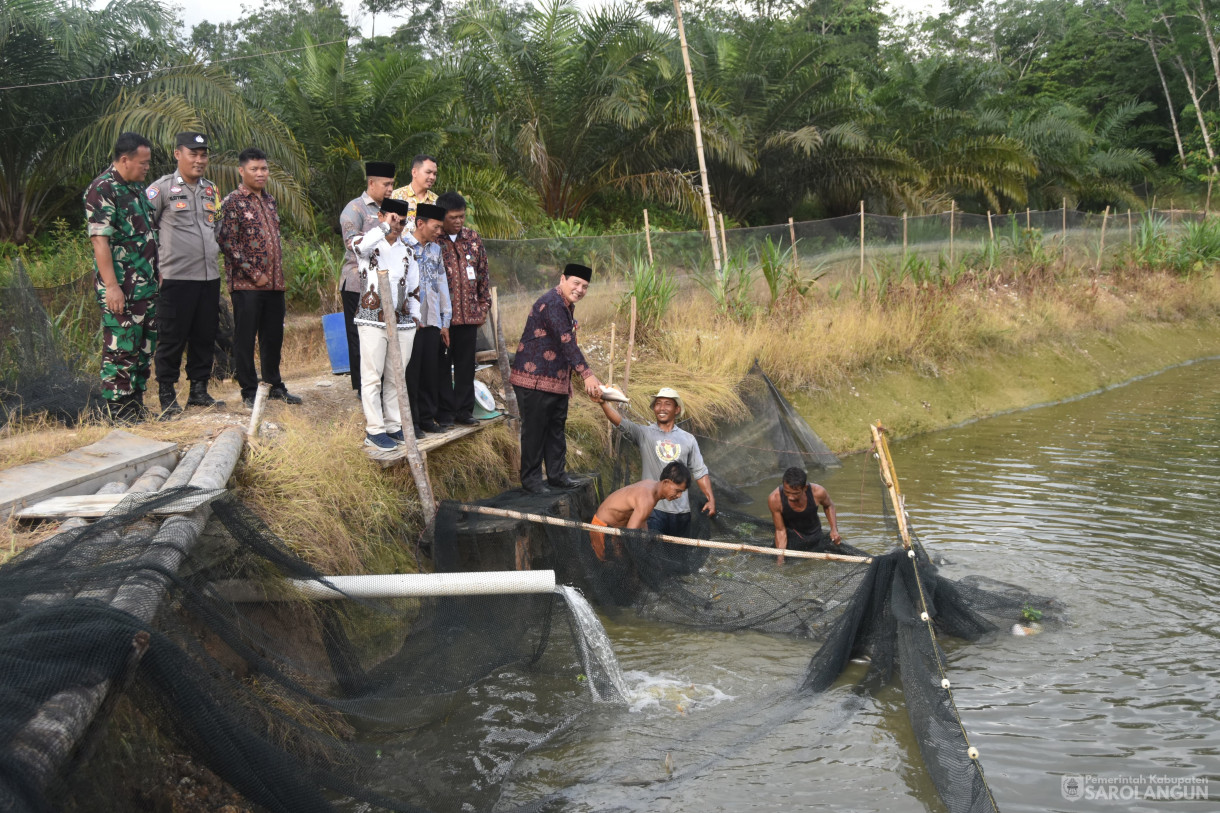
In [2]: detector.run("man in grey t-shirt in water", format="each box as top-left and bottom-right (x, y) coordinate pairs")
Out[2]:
(598, 386), (716, 538)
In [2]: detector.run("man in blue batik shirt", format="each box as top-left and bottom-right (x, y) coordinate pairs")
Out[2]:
(404, 202), (451, 438)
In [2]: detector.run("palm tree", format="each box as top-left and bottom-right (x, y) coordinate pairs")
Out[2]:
(454, 0), (707, 221)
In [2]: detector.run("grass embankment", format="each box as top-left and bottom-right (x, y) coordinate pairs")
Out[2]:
(4, 260), (1220, 571)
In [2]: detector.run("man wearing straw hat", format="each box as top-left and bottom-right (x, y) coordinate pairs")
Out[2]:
(598, 387), (715, 538)
(510, 263), (604, 493)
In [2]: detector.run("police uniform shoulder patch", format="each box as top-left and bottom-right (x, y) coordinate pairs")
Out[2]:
(145, 186), (159, 200)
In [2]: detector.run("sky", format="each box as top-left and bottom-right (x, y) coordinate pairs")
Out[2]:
(172, 0), (949, 40)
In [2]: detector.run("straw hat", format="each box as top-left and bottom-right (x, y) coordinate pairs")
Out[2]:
(650, 387), (685, 418)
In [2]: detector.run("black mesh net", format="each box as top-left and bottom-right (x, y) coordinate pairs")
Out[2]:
(1, 367), (1058, 813)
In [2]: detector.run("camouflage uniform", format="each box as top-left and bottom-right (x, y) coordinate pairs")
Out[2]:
(83, 166), (159, 400)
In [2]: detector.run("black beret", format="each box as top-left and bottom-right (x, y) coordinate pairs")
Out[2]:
(175, 131), (209, 149)
(415, 202), (447, 222)
(365, 161), (395, 178)
(563, 263), (592, 281)
(380, 198), (410, 217)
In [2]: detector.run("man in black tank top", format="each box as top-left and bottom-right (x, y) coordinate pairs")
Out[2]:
(767, 466), (842, 563)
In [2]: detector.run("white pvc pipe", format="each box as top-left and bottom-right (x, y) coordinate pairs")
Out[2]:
(211, 570), (557, 603)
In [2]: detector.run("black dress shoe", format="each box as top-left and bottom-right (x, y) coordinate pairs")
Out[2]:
(268, 386), (302, 405)
(414, 427), (426, 439)
(547, 475), (581, 489)
(420, 420), (444, 433)
(522, 481), (552, 494)
(455, 415), (480, 426)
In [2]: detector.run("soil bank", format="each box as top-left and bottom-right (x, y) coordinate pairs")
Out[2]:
(792, 319), (1220, 454)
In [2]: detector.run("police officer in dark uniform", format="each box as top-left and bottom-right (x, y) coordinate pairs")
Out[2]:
(147, 131), (225, 416)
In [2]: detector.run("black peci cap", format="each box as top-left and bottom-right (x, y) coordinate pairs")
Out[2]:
(380, 198), (411, 217)
(415, 202), (447, 222)
(175, 132), (209, 149)
(563, 263), (592, 281)
(365, 161), (395, 178)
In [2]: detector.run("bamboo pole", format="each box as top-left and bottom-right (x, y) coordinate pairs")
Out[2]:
(859, 201), (865, 281)
(948, 200), (955, 270)
(449, 502), (872, 564)
(1128, 209), (1133, 243)
(623, 297), (637, 396)
(673, 0), (721, 272)
(643, 208), (654, 265)
(491, 286), (520, 424)
(377, 269), (436, 515)
(870, 422), (911, 550)
(607, 322), (616, 386)
(1025, 207), (1031, 229)
(987, 211), (994, 243)
(718, 212), (729, 261)
(1097, 205), (1110, 273)
(902, 212), (908, 265)
(788, 216), (798, 275)
(245, 382), (270, 439)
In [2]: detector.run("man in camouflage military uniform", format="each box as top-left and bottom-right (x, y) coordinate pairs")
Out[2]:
(84, 132), (158, 422)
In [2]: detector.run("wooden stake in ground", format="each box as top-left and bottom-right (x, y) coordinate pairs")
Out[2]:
(718, 212), (729, 261)
(788, 216), (798, 275)
(1062, 197), (1068, 263)
(859, 201), (865, 281)
(491, 286), (520, 423)
(377, 269), (436, 515)
(613, 299), (637, 458)
(246, 382), (270, 439)
(948, 200), (955, 270)
(1097, 205), (1110, 273)
(449, 502), (872, 564)
(902, 212), (908, 265)
(607, 322), (616, 386)
(987, 211), (994, 243)
(673, 0), (721, 273)
(1026, 207), (1031, 229)
(870, 422), (911, 550)
(643, 208), (654, 265)
(1128, 209), (1133, 244)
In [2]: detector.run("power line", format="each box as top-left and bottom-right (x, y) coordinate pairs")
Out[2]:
(0, 38), (349, 92)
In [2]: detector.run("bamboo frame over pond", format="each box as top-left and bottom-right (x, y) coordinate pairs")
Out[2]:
(448, 502), (872, 564)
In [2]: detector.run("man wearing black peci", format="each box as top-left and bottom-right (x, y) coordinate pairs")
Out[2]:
(339, 160), (396, 395)
(509, 263), (603, 493)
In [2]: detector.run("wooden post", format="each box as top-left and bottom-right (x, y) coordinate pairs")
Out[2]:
(788, 216), (798, 275)
(1097, 205), (1110, 272)
(245, 382), (270, 439)
(673, 0), (721, 272)
(1128, 209), (1133, 243)
(607, 322), (616, 386)
(491, 286), (519, 423)
(859, 201), (865, 280)
(987, 211), (994, 243)
(902, 212), (908, 264)
(643, 208), (654, 265)
(1062, 197), (1068, 263)
(623, 297), (637, 397)
(718, 212), (729, 262)
(377, 269), (436, 515)
(948, 200), (955, 270)
(1026, 207), (1031, 229)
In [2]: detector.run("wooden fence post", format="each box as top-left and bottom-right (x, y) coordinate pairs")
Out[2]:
(859, 201), (865, 281)
(788, 216), (798, 275)
(949, 200), (955, 270)
(1062, 197), (1068, 263)
(1097, 205), (1110, 273)
(643, 208), (654, 266)
(718, 212), (729, 262)
(902, 212), (908, 265)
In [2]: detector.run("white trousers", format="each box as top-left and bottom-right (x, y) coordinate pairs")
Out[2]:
(357, 324), (415, 435)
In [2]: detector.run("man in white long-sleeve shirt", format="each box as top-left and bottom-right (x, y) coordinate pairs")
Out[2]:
(352, 197), (419, 450)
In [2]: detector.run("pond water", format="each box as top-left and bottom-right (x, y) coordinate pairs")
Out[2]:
(356, 359), (1220, 812)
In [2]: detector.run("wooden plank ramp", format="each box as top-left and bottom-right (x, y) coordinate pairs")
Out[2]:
(0, 430), (177, 518)
(365, 414), (506, 467)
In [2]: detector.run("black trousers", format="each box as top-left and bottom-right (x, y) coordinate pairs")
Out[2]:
(230, 290), (285, 399)
(154, 278), (220, 385)
(341, 288), (361, 391)
(515, 386), (569, 486)
(440, 324), (478, 421)
(407, 326), (443, 427)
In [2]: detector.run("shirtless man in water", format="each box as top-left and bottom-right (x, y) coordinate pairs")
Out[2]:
(589, 461), (691, 561)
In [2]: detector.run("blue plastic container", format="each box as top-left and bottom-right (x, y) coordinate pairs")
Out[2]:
(322, 312), (350, 375)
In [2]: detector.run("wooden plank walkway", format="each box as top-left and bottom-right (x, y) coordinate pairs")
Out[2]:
(365, 414), (506, 467)
(0, 430), (177, 518)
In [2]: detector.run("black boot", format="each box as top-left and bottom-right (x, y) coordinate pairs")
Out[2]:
(159, 382), (182, 418)
(187, 380), (225, 408)
(132, 389), (152, 422)
(105, 394), (140, 425)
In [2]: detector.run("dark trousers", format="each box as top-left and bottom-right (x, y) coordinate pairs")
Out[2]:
(515, 386), (569, 486)
(341, 288), (361, 391)
(440, 324), (478, 421)
(407, 326), (443, 427)
(155, 278), (220, 386)
(230, 290), (285, 399)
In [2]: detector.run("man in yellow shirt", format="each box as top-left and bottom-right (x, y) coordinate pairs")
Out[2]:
(389, 154), (438, 232)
